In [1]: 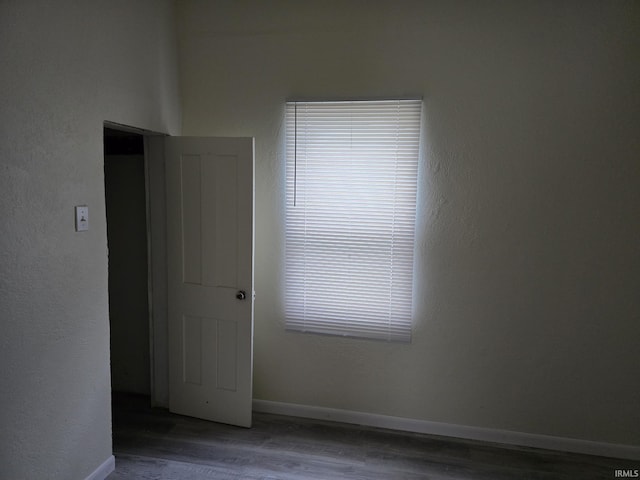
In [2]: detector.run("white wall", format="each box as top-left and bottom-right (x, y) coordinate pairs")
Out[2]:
(176, 0), (640, 447)
(0, 1), (181, 478)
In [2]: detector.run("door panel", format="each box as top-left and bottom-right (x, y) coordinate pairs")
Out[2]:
(166, 137), (254, 427)
(180, 155), (202, 285)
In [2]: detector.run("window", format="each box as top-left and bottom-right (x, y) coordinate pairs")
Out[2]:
(285, 99), (422, 342)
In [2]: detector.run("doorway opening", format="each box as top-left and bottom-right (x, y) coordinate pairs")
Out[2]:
(103, 129), (255, 427)
(104, 127), (151, 403)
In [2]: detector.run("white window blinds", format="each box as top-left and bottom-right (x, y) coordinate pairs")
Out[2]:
(285, 99), (421, 342)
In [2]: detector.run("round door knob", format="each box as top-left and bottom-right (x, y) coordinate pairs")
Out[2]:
(236, 290), (247, 300)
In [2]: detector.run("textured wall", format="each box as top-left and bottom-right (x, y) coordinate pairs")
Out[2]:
(176, 0), (640, 446)
(0, 1), (180, 478)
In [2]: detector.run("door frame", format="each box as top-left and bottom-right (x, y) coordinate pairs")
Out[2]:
(104, 121), (169, 407)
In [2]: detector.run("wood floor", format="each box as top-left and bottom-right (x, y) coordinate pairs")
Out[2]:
(108, 393), (633, 479)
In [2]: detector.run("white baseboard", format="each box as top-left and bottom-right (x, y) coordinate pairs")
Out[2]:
(253, 399), (640, 461)
(85, 455), (115, 480)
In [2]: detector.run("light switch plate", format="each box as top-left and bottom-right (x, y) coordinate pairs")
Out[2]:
(75, 205), (89, 232)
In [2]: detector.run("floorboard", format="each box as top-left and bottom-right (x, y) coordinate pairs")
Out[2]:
(108, 393), (634, 479)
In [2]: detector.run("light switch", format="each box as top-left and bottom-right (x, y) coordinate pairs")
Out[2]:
(75, 205), (89, 232)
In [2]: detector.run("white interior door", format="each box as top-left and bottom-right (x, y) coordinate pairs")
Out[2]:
(165, 136), (254, 427)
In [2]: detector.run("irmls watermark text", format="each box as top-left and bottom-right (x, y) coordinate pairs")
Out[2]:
(615, 470), (639, 478)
